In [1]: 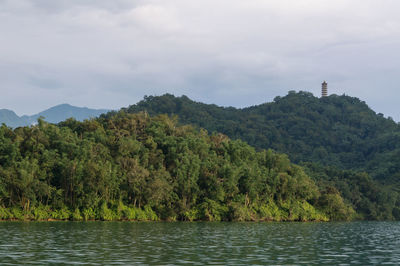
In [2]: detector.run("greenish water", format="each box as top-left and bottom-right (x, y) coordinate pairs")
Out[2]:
(0, 222), (399, 265)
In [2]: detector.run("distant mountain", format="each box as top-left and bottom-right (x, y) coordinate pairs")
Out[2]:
(0, 109), (28, 128)
(0, 104), (110, 127)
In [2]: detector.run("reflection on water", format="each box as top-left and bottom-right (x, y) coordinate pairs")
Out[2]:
(0, 221), (399, 265)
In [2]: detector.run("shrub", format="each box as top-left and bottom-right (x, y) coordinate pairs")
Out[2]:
(0, 206), (11, 220)
(72, 208), (83, 221)
(32, 205), (51, 221)
(10, 207), (24, 220)
(229, 202), (255, 221)
(259, 201), (282, 221)
(82, 208), (96, 221)
(51, 207), (71, 220)
(122, 207), (137, 220)
(144, 205), (158, 221)
(99, 202), (114, 221)
(182, 208), (198, 221)
(198, 199), (228, 221)
(135, 208), (147, 221)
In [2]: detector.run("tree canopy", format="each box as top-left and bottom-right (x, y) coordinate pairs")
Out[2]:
(0, 113), (354, 221)
(1, 91), (399, 221)
(102, 92), (400, 220)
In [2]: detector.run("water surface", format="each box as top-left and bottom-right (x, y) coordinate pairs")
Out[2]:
(0, 221), (399, 265)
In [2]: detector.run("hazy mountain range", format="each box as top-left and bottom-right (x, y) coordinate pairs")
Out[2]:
(0, 104), (110, 128)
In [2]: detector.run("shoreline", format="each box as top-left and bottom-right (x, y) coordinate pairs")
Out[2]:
(0, 218), (333, 222)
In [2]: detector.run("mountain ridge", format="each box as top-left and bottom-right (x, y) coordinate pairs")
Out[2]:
(0, 92), (398, 220)
(110, 91), (400, 182)
(0, 104), (110, 127)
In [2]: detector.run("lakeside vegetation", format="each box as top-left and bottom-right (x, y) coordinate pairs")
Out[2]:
(0, 111), (357, 222)
(104, 92), (400, 220)
(1, 91), (399, 221)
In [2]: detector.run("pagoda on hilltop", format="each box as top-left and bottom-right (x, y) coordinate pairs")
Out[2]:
(321, 81), (328, 97)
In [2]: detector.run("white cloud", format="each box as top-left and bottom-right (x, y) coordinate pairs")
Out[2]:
(0, 0), (399, 119)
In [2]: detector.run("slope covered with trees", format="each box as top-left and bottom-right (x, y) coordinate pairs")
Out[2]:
(101, 92), (400, 220)
(118, 92), (400, 182)
(1, 92), (399, 221)
(0, 112), (355, 221)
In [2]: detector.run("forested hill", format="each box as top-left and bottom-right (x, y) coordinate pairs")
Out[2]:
(0, 113), (355, 221)
(114, 92), (400, 181)
(0, 100), (397, 221)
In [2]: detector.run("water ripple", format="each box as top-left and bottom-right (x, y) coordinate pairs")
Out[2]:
(0, 221), (399, 265)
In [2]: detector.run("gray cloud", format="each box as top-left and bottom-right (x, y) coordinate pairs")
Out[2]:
(0, 0), (399, 120)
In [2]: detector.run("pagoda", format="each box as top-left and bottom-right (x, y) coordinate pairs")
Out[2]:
(321, 81), (328, 97)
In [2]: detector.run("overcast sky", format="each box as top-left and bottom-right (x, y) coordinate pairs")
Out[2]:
(1, 0), (400, 120)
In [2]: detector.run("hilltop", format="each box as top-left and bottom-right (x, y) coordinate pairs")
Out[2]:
(0, 92), (399, 220)
(115, 92), (400, 182)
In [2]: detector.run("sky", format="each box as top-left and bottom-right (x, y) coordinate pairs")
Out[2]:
(1, 0), (400, 120)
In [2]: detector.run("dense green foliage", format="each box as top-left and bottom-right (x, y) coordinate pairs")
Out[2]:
(105, 92), (400, 220)
(302, 163), (400, 220)
(0, 113), (354, 221)
(120, 92), (400, 180)
(1, 91), (398, 221)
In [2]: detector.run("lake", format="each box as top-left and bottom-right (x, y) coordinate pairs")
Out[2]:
(0, 221), (399, 265)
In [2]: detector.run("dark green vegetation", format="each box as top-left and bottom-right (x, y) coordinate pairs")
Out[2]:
(0, 104), (109, 128)
(1, 91), (399, 221)
(0, 112), (360, 222)
(104, 92), (400, 220)
(120, 92), (400, 177)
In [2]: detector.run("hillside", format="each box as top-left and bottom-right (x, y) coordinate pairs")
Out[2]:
(116, 92), (400, 182)
(0, 104), (109, 127)
(0, 113), (355, 221)
(0, 95), (398, 220)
